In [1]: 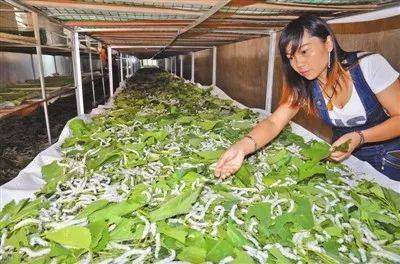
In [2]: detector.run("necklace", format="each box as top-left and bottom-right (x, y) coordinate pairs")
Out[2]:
(318, 80), (338, 111)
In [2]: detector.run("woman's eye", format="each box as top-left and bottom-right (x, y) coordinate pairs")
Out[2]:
(301, 49), (309, 54)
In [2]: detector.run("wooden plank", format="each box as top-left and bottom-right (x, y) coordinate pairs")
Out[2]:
(64, 19), (191, 27)
(0, 32), (36, 45)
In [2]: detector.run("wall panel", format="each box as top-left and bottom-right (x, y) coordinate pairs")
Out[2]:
(217, 37), (269, 109)
(194, 49), (212, 85)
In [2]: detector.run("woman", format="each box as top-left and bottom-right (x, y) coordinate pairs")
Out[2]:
(215, 15), (400, 180)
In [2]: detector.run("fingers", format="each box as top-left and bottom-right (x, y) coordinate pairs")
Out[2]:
(215, 150), (237, 177)
(219, 167), (237, 179)
(215, 150), (235, 170)
(330, 151), (349, 162)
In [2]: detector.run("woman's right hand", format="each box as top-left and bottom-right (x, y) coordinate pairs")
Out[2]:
(214, 145), (246, 179)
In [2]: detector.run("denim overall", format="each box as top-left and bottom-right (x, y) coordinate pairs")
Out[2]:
(311, 54), (400, 180)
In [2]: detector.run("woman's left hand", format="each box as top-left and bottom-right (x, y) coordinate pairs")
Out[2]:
(330, 132), (361, 162)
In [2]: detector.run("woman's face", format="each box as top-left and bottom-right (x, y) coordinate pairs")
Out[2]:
(285, 30), (333, 81)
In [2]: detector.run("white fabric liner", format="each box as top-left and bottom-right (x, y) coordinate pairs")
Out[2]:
(1, 74), (399, 209)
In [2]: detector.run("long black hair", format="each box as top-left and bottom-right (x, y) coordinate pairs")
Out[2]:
(278, 14), (363, 114)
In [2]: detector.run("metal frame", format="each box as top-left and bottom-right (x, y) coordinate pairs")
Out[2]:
(126, 55), (129, 78)
(120, 53), (124, 85)
(107, 46), (113, 97)
(53, 55), (58, 75)
(72, 30), (84, 116)
(32, 11), (52, 144)
(212, 46), (217, 87)
(99, 52), (106, 100)
(30, 54), (36, 79)
(265, 31), (277, 114)
(86, 36), (96, 107)
(179, 55), (183, 78)
(174, 57), (177, 75)
(191, 52), (195, 83)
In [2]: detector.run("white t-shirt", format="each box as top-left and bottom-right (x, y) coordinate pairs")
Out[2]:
(324, 54), (399, 127)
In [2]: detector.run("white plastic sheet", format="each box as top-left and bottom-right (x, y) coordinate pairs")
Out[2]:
(1, 75), (399, 209)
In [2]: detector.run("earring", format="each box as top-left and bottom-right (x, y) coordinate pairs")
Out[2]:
(328, 51), (331, 69)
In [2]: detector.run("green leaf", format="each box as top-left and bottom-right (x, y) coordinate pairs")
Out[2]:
(301, 141), (330, 162)
(177, 246), (206, 264)
(298, 161), (327, 181)
(88, 220), (109, 249)
(246, 202), (271, 228)
(205, 238), (234, 262)
(234, 164), (255, 187)
(142, 130), (168, 141)
(196, 150), (224, 161)
(158, 222), (187, 244)
(48, 242), (72, 258)
(5, 227), (28, 249)
(332, 139), (351, 153)
(45, 226), (91, 249)
(383, 187), (400, 212)
(109, 218), (135, 242)
(233, 249), (255, 264)
(177, 116), (194, 124)
(149, 187), (202, 221)
(269, 246), (292, 264)
(76, 200), (109, 219)
(225, 223), (248, 248)
(324, 225), (342, 237)
(41, 161), (65, 193)
(86, 148), (120, 170)
(68, 118), (87, 136)
(88, 200), (144, 222)
(195, 120), (219, 131)
(1, 199), (43, 229)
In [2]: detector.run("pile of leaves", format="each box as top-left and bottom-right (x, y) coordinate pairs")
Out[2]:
(0, 69), (399, 264)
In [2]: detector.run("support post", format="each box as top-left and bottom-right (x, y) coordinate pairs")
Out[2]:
(174, 56), (177, 74)
(107, 46), (114, 97)
(212, 46), (217, 87)
(170, 58), (173, 74)
(120, 53), (124, 85)
(99, 56), (106, 99)
(32, 12), (52, 144)
(53, 55), (58, 75)
(30, 54), (36, 79)
(86, 36), (96, 107)
(130, 58), (133, 76)
(191, 52), (195, 83)
(180, 55), (183, 78)
(164, 58), (167, 71)
(72, 30), (84, 116)
(125, 55), (129, 78)
(265, 31), (277, 114)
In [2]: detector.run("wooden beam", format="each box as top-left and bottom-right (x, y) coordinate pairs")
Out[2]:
(22, 0), (201, 16)
(65, 20), (191, 27)
(78, 28), (180, 33)
(65, 19), (288, 28)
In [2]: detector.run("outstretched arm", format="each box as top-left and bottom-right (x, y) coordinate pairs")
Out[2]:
(215, 102), (299, 178)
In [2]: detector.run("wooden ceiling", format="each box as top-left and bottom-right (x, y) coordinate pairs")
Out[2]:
(11, 0), (400, 58)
